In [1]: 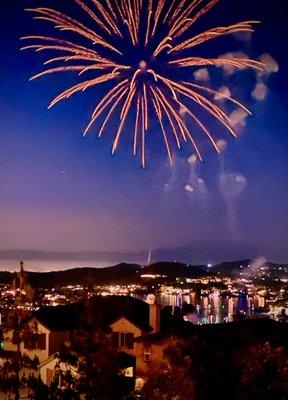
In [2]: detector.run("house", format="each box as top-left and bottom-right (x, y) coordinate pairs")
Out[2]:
(110, 294), (160, 355)
(20, 314), (72, 365)
(3, 295), (161, 386)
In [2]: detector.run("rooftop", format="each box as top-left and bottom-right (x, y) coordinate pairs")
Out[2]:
(34, 296), (152, 332)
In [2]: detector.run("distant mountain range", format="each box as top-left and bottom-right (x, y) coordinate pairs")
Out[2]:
(141, 261), (209, 278)
(0, 262), (139, 288)
(0, 259), (286, 289)
(0, 261), (209, 288)
(0, 239), (279, 271)
(151, 241), (259, 264)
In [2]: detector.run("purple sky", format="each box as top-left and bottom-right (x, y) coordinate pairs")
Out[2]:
(0, 0), (287, 265)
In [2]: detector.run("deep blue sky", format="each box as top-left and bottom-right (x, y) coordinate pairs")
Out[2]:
(0, 0), (287, 264)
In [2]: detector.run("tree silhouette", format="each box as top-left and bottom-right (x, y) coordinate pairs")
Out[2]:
(142, 340), (196, 400)
(52, 299), (129, 400)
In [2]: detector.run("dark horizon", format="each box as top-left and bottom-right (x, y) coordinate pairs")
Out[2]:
(0, 242), (286, 273)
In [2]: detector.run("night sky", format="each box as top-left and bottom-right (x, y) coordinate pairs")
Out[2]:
(1, 0), (287, 266)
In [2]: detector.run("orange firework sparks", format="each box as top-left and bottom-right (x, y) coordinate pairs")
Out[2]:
(22, 0), (264, 167)
(133, 94), (141, 156)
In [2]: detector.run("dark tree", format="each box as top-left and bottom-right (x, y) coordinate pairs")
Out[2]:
(53, 300), (129, 400)
(142, 340), (196, 400)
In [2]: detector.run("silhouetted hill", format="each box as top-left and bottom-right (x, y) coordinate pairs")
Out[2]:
(211, 259), (251, 276)
(141, 261), (209, 278)
(29, 263), (141, 288)
(0, 259), (286, 289)
(0, 263), (140, 289)
(152, 241), (259, 264)
(1, 247), (287, 272)
(210, 259), (288, 279)
(0, 261), (209, 288)
(0, 271), (15, 285)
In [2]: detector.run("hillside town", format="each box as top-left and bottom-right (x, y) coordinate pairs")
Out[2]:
(0, 260), (288, 399)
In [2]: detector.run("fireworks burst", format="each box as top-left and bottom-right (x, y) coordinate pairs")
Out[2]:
(22, 0), (263, 167)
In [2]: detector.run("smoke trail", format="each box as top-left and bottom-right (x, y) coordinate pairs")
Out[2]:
(217, 140), (247, 240)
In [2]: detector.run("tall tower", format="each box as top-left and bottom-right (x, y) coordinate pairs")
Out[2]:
(12, 260), (34, 304)
(20, 260), (24, 273)
(19, 260), (26, 290)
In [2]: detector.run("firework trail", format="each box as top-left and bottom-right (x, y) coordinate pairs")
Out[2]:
(22, 0), (264, 167)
